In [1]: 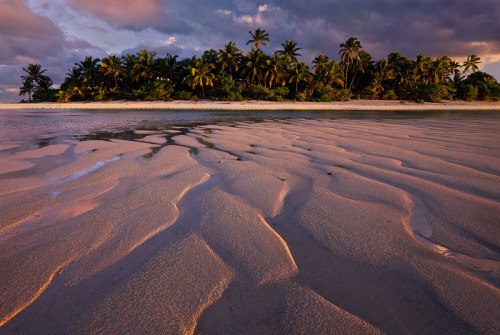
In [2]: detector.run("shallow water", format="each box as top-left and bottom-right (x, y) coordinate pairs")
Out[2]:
(1, 108), (498, 146)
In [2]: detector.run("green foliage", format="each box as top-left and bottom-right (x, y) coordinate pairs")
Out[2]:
(127, 80), (174, 101)
(269, 86), (290, 101)
(210, 71), (243, 101)
(459, 72), (500, 101)
(19, 63), (53, 101)
(32, 88), (58, 102)
(244, 84), (274, 100)
(463, 85), (479, 101)
(365, 80), (384, 99)
(296, 92), (307, 101)
(173, 90), (197, 100)
(20, 37), (500, 103)
(56, 86), (85, 102)
(309, 81), (352, 101)
(416, 83), (456, 102)
(382, 89), (398, 100)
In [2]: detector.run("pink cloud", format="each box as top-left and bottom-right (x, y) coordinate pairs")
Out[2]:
(0, 0), (61, 39)
(64, 0), (190, 33)
(0, 0), (93, 65)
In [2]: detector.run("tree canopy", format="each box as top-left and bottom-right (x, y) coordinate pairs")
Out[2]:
(20, 30), (500, 103)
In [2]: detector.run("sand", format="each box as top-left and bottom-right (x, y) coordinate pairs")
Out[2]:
(1, 99), (500, 110)
(0, 116), (499, 334)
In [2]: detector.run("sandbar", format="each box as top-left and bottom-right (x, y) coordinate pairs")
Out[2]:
(1, 99), (500, 110)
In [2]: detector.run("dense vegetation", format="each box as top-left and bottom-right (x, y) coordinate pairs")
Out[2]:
(20, 30), (500, 103)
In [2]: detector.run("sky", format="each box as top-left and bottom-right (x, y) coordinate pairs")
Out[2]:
(1, 0), (500, 102)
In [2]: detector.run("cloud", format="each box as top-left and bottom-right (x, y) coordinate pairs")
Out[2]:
(121, 37), (184, 58)
(0, 0), (110, 101)
(64, 0), (191, 34)
(2, 0), (500, 101)
(0, 0), (76, 65)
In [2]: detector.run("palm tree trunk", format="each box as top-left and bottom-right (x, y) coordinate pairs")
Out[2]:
(349, 69), (358, 90)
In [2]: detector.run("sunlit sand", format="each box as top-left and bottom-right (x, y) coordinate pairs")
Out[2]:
(1, 99), (500, 110)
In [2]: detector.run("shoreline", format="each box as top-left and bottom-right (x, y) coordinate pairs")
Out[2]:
(1, 99), (500, 110)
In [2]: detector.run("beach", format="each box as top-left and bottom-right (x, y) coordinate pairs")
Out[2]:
(0, 108), (499, 334)
(1, 99), (500, 110)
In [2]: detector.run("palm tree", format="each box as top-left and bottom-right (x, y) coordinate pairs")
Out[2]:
(415, 53), (432, 84)
(122, 53), (138, 81)
(185, 58), (215, 98)
(366, 77), (384, 99)
(277, 40), (302, 65)
(77, 56), (101, 89)
(20, 63), (52, 101)
(266, 53), (288, 87)
(375, 59), (395, 83)
(429, 56), (449, 84)
(289, 62), (313, 94)
(202, 49), (220, 69)
(66, 67), (83, 84)
(246, 28), (270, 50)
(242, 48), (270, 86)
(312, 54), (329, 75)
(100, 55), (125, 87)
(132, 50), (158, 83)
(219, 42), (242, 77)
(452, 69), (464, 84)
(56, 86), (85, 103)
(395, 62), (417, 89)
(462, 54), (481, 74)
(19, 79), (35, 101)
(351, 50), (372, 89)
(339, 37), (362, 90)
(157, 53), (180, 82)
(318, 60), (344, 87)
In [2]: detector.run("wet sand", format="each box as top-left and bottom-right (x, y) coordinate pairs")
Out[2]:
(1, 99), (500, 110)
(0, 118), (499, 334)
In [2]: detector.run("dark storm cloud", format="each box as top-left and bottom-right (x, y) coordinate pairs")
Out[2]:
(263, 0), (500, 59)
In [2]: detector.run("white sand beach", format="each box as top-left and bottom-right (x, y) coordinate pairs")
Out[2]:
(0, 115), (499, 334)
(1, 99), (500, 110)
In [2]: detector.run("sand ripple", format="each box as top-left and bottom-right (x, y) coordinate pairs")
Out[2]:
(0, 118), (499, 334)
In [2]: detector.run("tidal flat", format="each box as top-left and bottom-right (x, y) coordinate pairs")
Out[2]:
(0, 109), (499, 334)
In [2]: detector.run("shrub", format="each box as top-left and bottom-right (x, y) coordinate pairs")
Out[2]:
(308, 81), (352, 101)
(296, 92), (307, 101)
(270, 86), (290, 101)
(244, 84), (274, 100)
(464, 85), (479, 101)
(130, 80), (174, 101)
(173, 90), (194, 100)
(417, 83), (455, 102)
(210, 71), (243, 101)
(382, 89), (398, 100)
(32, 88), (58, 102)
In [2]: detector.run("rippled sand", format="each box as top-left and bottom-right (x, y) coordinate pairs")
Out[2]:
(0, 118), (499, 334)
